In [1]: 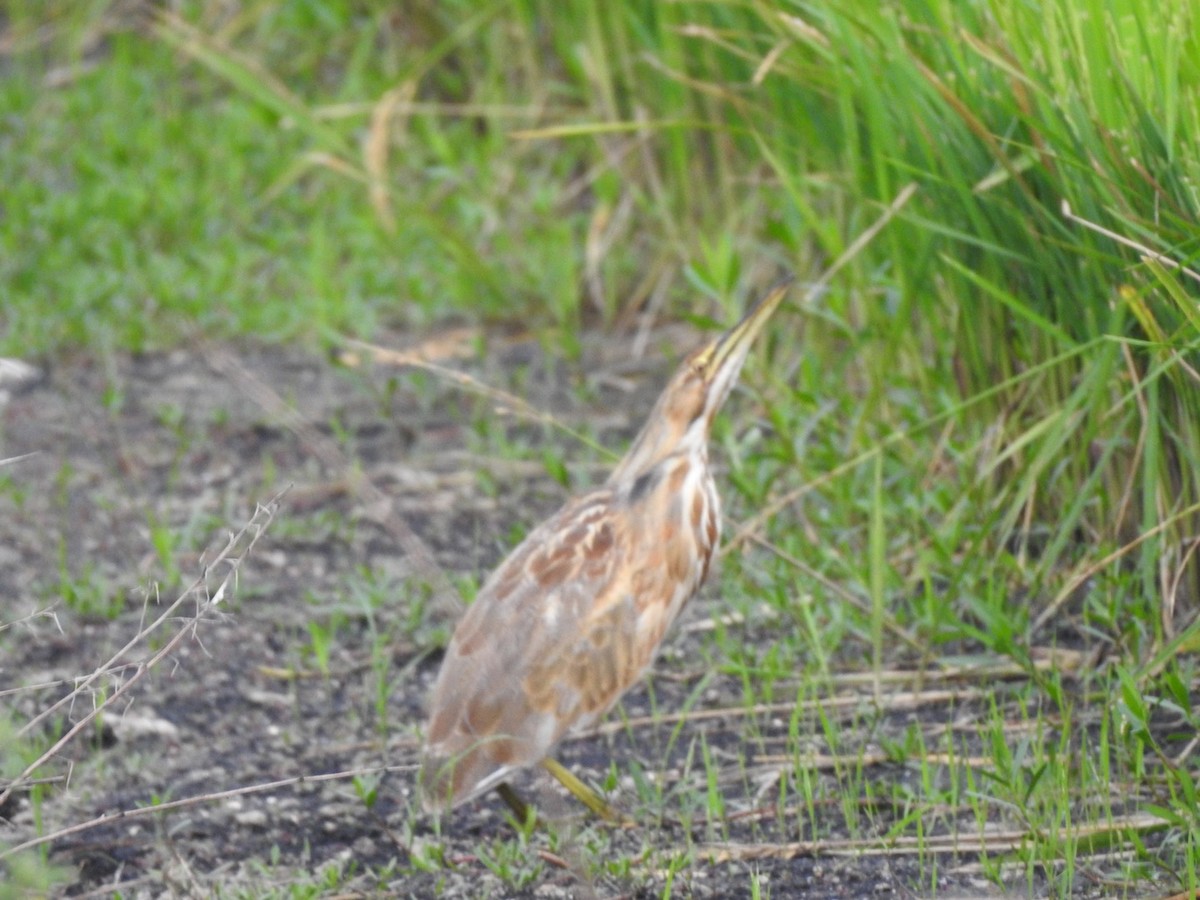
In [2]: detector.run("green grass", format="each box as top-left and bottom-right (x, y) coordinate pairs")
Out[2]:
(3, 0), (1199, 896)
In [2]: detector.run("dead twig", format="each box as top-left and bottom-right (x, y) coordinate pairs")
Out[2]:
(203, 344), (463, 618)
(699, 810), (1170, 862)
(0, 762), (414, 860)
(579, 686), (984, 740)
(1061, 200), (1200, 285)
(0, 489), (287, 810)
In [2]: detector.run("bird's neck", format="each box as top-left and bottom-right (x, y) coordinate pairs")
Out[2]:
(608, 413), (710, 487)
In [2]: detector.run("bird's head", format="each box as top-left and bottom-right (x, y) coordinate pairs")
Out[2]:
(611, 277), (792, 482)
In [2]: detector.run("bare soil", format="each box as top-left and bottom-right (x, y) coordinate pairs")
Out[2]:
(0, 336), (1098, 897)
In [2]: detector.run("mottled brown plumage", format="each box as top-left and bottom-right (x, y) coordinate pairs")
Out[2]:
(420, 279), (791, 815)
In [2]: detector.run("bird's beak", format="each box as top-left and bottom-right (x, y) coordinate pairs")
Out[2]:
(697, 276), (793, 381)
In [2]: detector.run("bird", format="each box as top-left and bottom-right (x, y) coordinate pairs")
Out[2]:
(419, 277), (792, 820)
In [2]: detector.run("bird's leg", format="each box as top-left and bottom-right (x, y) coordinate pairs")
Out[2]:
(542, 757), (633, 826)
(495, 765), (631, 828)
(494, 782), (536, 827)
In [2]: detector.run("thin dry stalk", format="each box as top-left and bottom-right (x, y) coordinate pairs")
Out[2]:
(1031, 497), (1200, 636)
(698, 810), (1168, 862)
(203, 343), (463, 617)
(0, 490), (286, 811)
(1, 761), (413, 860)
(1061, 200), (1200, 285)
(342, 336), (610, 460)
(0, 605), (59, 637)
(747, 532), (923, 654)
(0, 452), (40, 468)
(749, 749), (996, 769)
(720, 185), (921, 554)
(580, 686), (984, 740)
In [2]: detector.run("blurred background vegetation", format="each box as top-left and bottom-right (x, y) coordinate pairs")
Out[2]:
(2, 0), (1199, 892)
(5, 0), (1199, 640)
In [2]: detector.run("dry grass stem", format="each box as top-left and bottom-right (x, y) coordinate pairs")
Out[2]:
(698, 810), (1169, 863)
(1, 762), (415, 860)
(582, 687), (985, 739)
(1061, 200), (1200, 285)
(0, 490), (287, 811)
(203, 343), (464, 616)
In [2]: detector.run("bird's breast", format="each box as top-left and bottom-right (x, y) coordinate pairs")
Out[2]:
(625, 455), (720, 623)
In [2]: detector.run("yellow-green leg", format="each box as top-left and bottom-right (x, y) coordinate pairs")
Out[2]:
(495, 782), (535, 826)
(542, 757), (632, 825)
(493, 759), (632, 826)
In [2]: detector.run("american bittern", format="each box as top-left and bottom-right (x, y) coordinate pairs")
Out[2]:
(420, 278), (792, 819)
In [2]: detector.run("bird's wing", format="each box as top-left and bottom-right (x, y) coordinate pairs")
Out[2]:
(420, 488), (661, 811)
